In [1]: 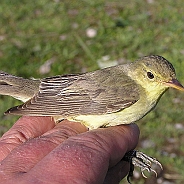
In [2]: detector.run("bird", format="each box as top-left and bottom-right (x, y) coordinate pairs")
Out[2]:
(0, 55), (184, 181)
(1, 55), (184, 129)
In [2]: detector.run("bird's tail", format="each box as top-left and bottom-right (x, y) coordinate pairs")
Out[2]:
(0, 71), (40, 102)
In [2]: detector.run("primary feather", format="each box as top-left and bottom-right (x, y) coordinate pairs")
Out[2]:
(6, 67), (139, 117)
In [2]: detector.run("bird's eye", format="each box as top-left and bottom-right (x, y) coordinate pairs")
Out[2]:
(147, 72), (154, 79)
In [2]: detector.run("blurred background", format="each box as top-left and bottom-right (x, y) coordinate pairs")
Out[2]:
(0, 0), (184, 183)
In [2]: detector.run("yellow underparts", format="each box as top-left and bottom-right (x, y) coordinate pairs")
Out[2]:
(68, 84), (166, 130)
(68, 97), (153, 130)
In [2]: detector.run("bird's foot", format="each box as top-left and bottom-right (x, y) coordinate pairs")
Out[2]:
(123, 150), (163, 183)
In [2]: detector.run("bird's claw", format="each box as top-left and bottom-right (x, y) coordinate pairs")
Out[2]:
(123, 150), (163, 183)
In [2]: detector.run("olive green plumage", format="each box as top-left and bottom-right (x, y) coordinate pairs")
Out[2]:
(1, 55), (184, 129)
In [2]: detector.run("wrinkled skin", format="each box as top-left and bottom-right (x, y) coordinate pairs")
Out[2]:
(0, 117), (139, 184)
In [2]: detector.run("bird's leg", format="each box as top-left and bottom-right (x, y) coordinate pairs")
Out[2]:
(122, 150), (163, 183)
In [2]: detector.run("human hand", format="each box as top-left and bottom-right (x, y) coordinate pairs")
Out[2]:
(0, 116), (139, 184)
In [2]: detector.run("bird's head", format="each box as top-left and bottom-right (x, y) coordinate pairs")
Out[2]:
(131, 55), (184, 98)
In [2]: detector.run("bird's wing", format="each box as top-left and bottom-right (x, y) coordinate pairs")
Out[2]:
(5, 67), (140, 116)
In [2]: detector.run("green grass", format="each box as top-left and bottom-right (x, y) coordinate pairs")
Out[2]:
(1, 0), (184, 183)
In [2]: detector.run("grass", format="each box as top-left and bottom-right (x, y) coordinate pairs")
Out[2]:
(0, 0), (184, 183)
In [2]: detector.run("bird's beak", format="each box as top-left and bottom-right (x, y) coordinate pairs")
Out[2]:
(164, 79), (184, 91)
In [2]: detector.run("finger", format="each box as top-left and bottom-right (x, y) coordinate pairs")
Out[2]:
(0, 119), (87, 179)
(0, 116), (55, 161)
(23, 124), (139, 183)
